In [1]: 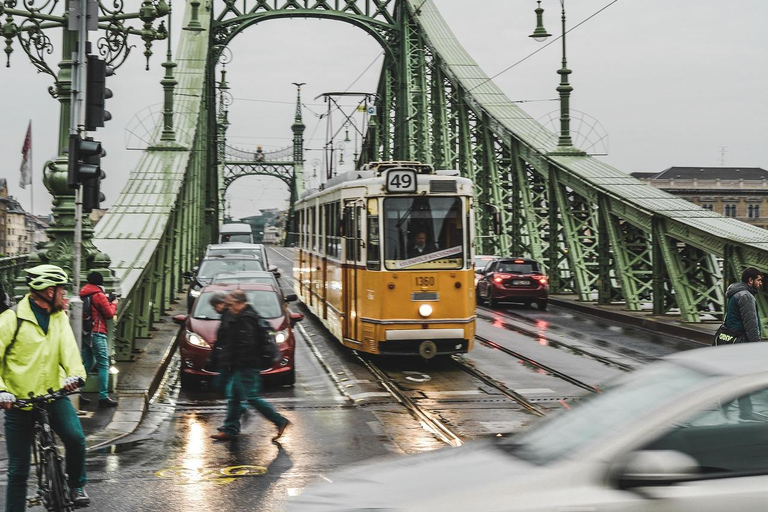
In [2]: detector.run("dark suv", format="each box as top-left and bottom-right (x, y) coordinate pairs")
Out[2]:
(184, 254), (266, 311)
(476, 257), (548, 310)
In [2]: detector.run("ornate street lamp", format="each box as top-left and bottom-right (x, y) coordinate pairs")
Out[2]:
(530, 0), (584, 154)
(1, 0), (170, 285)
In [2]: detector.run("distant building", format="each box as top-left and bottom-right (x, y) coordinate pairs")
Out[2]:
(632, 167), (768, 229)
(0, 179), (49, 256)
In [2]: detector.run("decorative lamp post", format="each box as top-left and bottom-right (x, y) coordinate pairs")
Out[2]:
(529, 0), (584, 154)
(1, 0), (170, 288)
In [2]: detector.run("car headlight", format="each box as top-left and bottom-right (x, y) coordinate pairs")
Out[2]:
(418, 304), (433, 318)
(274, 329), (289, 344)
(189, 288), (201, 298)
(186, 331), (209, 348)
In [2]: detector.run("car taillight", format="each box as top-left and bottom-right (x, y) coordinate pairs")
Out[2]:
(493, 273), (512, 283)
(532, 274), (548, 285)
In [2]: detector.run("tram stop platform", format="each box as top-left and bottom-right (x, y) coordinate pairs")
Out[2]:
(549, 295), (719, 346)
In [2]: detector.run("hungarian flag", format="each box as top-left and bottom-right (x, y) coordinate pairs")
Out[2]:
(19, 121), (32, 189)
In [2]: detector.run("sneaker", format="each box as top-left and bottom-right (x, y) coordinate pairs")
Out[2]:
(70, 487), (90, 507)
(273, 420), (291, 442)
(98, 397), (118, 408)
(739, 414), (763, 423)
(211, 431), (237, 441)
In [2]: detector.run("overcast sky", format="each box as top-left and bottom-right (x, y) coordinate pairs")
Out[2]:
(1, 0), (766, 220)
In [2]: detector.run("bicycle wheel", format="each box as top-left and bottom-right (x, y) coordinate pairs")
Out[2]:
(44, 450), (74, 512)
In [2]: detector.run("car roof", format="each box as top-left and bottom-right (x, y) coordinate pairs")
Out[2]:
(665, 343), (768, 377)
(200, 283), (278, 293)
(206, 243), (264, 250)
(201, 253), (260, 260)
(475, 255), (496, 259)
(496, 257), (537, 263)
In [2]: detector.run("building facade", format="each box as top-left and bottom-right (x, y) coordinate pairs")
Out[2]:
(0, 179), (49, 256)
(632, 167), (768, 230)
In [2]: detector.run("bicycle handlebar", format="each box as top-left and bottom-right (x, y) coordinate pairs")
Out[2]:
(13, 378), (86, 409)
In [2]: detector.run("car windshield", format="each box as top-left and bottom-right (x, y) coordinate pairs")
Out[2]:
(193, 290), (283, 320)
(498, 362), (710, 465)
(383, 196), (465, 270)
(474, 257), (495, 271)
(497, 262), (538, 273)
(221, 234), (252, 243)
(198, 258), (265, 279)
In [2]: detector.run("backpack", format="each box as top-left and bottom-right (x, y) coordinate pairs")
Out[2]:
(82, 293), (96, 337)
(257, 318), (281, 370)
(3, 306), (24, 358)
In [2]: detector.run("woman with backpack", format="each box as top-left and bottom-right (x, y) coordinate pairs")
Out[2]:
(79, 271), (119, 407)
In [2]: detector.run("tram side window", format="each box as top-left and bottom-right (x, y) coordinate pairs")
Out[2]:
(367, 199), (380, 270)
(325, 202), (341, 259)
(310, 206), (317, 252)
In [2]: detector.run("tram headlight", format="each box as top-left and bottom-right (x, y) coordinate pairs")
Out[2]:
(418, 304), (433, 318)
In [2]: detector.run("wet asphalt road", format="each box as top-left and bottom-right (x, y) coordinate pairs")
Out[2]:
(0, 248), (706, 511)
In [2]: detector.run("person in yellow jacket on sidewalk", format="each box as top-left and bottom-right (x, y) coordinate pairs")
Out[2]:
(0, 264), (90, 510)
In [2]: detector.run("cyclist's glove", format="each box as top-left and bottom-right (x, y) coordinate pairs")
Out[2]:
(63, 376), (82, 388)
(0, 392), (16, 404)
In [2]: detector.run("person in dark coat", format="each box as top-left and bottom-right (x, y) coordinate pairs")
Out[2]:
(211, 290), (290, 442)
(724, 267), (763, 343)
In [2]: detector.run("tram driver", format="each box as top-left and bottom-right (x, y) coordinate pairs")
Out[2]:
(408, 230), (439, 258)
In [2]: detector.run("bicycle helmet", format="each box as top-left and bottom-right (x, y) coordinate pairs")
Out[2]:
(25, 264), (69, 290)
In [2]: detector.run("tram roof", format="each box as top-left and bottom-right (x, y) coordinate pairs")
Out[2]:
(300, 169), (471, 201)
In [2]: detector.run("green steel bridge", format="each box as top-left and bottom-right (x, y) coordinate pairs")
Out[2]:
(3, 0), (768, 361)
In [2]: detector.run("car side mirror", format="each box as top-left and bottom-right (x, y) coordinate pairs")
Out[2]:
(614, 450), (701, 491)
(289, 311), (304, 326)
(269, 265), (281, 279)
(182, 271), (193, 281)
(172, 314), (188, 325)
(284, 293), (298, 303)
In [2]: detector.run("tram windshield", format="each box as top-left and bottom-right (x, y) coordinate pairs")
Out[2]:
(383, 197), (465, 270)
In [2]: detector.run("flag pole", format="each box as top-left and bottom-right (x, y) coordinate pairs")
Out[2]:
(29, 121), (33, 215)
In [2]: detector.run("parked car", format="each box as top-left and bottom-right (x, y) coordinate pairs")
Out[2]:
(204, 243), (279, 277)
(476, 257), (548, 309)
(184, 254), (266, 311)
(289, 343), (768, 512)
(474, 254), (497, 286)
(174, 283), (303, 388)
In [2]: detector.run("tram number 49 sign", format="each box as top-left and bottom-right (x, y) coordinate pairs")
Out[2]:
(386, 169), (417, 193)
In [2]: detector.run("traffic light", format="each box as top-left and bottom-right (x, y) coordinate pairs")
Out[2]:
(85, 55), (113, 131)
(66, 134), (106, 212)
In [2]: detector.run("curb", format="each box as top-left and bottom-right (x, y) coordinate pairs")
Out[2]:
(548, 297), (715, 346)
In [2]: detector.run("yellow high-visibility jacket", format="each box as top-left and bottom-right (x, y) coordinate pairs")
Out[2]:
(0, 294), (86, 397)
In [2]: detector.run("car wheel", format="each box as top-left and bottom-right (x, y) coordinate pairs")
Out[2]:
(536, 300), (548, 311)
(180, 371), (199, 390)
(476, 287), (484, 305)
(280, 367), (296, 386)
(487, 290), (498, 308)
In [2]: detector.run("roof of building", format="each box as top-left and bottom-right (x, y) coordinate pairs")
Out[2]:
(0, 196), (25, 213)
(641, 167), (768, 181)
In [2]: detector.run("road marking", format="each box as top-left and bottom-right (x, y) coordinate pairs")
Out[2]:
(154, 465), (267, 485)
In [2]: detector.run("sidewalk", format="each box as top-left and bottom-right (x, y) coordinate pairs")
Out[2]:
(83, 295), (184, 451)
(548, 295), (718, 345)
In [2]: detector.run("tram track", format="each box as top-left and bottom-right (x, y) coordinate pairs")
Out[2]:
(476, 306), (642, 372)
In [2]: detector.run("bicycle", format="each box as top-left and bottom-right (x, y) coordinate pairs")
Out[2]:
(12, 382), (84, 511)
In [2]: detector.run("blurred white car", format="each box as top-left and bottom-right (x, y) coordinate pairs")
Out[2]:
(290, 343), (768, 512)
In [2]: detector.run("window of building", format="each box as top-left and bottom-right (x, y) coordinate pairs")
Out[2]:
(748, 205), (760, 219)
(702, 203), (713, 211)
(725, 204), (737, 217)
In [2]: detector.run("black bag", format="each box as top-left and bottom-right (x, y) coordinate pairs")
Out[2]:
(714, 308), (744, 346)
(82, 293), (96, 337)
(258, 318), (281, 370)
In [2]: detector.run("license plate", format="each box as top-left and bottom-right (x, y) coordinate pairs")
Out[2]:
(512, 280), (531, 285)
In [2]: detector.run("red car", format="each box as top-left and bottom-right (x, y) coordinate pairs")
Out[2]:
(476, 257), (548, 310)
(173, 283), (304, 387)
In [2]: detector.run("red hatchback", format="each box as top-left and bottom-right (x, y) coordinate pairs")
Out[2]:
(173, 283), (304, 387)
(476, 258), (548, 310)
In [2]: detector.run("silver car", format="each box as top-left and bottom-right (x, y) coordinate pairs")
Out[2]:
(290, 343), (768, 512)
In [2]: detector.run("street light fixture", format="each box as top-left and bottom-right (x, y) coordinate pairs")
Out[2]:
(529, 0), (584, 154)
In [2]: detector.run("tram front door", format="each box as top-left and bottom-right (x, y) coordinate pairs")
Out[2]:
(343, 205), (361, 341)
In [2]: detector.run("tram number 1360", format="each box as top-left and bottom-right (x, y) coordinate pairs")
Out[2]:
(415, 276), (435, 287)
(386, 169), (417, 193)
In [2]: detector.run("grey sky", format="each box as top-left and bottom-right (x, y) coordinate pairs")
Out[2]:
(1, 0), (766, 220)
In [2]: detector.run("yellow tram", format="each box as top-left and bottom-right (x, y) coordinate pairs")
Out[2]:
(293, 161), (476, 358)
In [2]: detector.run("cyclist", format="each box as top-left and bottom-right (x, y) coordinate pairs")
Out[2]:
(0, 264), (90, 510)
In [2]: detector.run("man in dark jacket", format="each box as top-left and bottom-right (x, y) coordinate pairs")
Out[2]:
(724, 267), (763, 343)
(211, 290), (290, 442)
(79, 271), (119, 407)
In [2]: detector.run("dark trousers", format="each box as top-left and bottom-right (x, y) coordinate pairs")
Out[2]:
(222, 368), (286, 436)
(4, 398), (86, 511)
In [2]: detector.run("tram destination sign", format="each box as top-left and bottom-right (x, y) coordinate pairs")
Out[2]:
(386, 169), (417, 193)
